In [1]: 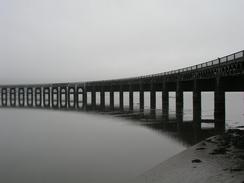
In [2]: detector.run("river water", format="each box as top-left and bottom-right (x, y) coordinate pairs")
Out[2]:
(0, 92), (243, 183)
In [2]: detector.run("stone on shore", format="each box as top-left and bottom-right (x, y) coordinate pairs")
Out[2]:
(132, 129), (244, 183)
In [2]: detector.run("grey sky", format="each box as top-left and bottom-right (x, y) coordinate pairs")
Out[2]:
(0, 0), (244, 84)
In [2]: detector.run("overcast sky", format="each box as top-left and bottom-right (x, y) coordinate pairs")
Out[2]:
(0, 0), (244, 84)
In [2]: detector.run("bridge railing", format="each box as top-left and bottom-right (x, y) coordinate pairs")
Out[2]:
(1, 50), (243, 88)
(80, 50), (244, 84)
(172, 50), (242, 74)
(138, 50), (244, 79)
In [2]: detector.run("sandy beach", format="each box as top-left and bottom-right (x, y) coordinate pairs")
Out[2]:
(132, 129), (244, 183)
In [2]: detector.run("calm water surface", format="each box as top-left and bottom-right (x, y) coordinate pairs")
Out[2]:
(0, 93), (243, 183)
(0, 108), (186, 183)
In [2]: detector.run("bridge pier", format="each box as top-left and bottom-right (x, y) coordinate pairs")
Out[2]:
(74, 86), (78, 109)
(91, 87), (96, 109)
(100, 88), (105, 110)
(150, 83), (156, 117)
(10, 88), (16, 107)
(176, 81), (183, 128)
(119, 86), (124, 111)
(162, 83), (169, 122)
(35, 87), (42, 107)
(110, 87), (114, 110)
(214, 78), (225, 133)
(193, 80), (201, 131)
(1, 88), (7, 106)
(139, 84), (144, 112)
(129, 85), (133, 111)
(83, 87), (87, 110)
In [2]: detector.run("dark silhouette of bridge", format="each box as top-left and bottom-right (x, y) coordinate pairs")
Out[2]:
(1, 50), (244, 133)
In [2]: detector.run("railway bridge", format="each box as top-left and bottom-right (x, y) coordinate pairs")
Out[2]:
(1, 50), (244, 132)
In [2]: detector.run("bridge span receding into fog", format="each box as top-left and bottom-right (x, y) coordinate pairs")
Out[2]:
(1, 50), (244, 133)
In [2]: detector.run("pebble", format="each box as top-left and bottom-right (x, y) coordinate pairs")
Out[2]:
(192, 159), (202, 163)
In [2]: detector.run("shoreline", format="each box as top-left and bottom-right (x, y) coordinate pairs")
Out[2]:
(132, 129), (244, 183)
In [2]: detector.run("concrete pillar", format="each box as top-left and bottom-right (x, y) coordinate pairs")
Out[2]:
(162, 82), (169, 121)
(1, 88), (7, 106)
(150, 83), (156, 117)
(119, 86), (124, 111)
(176, 81), (183, 128)
(83, 86), (87, 110)
(52, 87), (59, 108)
(10, 88), (16, 107)
(214, 77), (225, 133)
(18, 88), (25, 107)
(91, 87), (96, 109)
(27, 88), (33, 107)
(35, 87), (42, 107)
(110, 86), (114, 110)
(43, 87), (50, 108)
(100, 88), (105, 110)
(129, 85), (133, 111)
(193, 80), (201, 131)
(74, 86), (78, 109)
(139, 84), (144, 112)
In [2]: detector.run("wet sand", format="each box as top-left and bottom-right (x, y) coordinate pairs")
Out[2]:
(132, 129), (244, 183)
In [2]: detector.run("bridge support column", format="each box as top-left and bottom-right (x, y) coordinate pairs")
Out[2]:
(129, 85), (133, 111)
(74, 86), (78, 109)
(27, 88), (33, 107)
(10, 88), (16, 107)
(100, 88), (105, 110)
(150, 83), (156, 118)
(162, 83), (169, 122)
(214, 78), (225, 133)
(176, 81), (183, 128)
(193, 80), (201, 131)
(1, 88), (7, 106)
(83, 87), (87, 110)
(119, 86), (124, 111)
(140, 84), (144, 112)
(91, 87), (96, 110)
(110, 87), (114, 110)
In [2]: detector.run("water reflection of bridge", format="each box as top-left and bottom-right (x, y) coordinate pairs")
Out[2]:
(0, 50), (244, 133)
